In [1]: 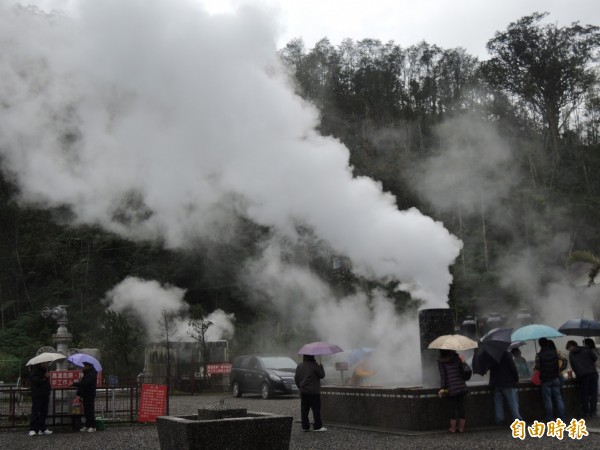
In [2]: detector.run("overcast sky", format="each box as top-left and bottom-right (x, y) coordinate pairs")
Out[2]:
(21, 0), (600, 59)
(198, 0), (600, 59)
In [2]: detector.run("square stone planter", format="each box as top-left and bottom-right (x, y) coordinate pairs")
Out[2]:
(156, 406), (293, 450)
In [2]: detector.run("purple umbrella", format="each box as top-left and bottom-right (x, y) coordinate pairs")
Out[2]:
(68, 353), (102, 371)
(298, 341), (343, 356)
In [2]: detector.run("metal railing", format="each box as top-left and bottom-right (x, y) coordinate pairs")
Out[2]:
(0, 384), (141, 429)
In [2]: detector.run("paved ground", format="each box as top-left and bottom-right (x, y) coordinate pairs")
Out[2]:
(2, 393), (600, 449)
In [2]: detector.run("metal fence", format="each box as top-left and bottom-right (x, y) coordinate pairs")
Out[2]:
(0, 383), (141, 429)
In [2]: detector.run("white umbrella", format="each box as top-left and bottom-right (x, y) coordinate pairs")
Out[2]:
(26, 352), (66, 366)
(428, 334), (478, 351)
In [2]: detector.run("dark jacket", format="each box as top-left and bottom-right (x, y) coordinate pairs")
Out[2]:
(29, 365), (51, 399)
(536, 347), (560, 383)
(569, 346), (598, 378)
(438, 353), (468, 397)
(489, 351), (519, 388)
(73, 366), (98, 399)
(294, 356), (325, 395)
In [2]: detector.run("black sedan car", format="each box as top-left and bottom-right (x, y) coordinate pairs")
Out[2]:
(230, 355), (298, 399)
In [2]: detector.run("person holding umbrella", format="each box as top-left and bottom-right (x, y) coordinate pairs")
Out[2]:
(566, 340), (598, 418)
(72, 362), (98, 432)
(437, 349), (468, 433)
(489, 351), (522, 426)
(294, 354), (326, 432)
(28, 362), (53, 436)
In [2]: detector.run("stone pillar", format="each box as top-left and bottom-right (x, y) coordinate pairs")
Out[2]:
(418, 308), (455, 387)
(42, 305), (73, 370)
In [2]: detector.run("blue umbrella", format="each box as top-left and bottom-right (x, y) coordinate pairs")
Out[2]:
(347, 348), (374, 367)
(511, 324), (565, 342)
(558, 318), (600, 337)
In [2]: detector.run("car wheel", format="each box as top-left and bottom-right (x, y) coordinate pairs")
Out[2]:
(232, 381), (242, 397)
(260, 382), (272, 400)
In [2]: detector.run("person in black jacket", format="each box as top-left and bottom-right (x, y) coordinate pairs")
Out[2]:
(534, 339), (566, 421)
(437, 350), (469, 433)
(566, 340), (598, 418)
(489, 351), (522, 426)
(294, 354), (326, 432)
(29, 362), (53, 436)
(72, 362), (98, 432)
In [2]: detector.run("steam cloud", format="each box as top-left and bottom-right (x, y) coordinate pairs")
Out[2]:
(0, 0), (462, 378)
(409, 114), (595, 364)
(104, 276), (235, 342)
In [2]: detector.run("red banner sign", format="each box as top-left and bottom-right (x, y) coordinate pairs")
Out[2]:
(206, 363), (232, 375)
(138, 383), (167, 423)
(50, 370), (102, 388)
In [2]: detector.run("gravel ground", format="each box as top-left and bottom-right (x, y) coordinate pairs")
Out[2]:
(2, 393), (600, 449)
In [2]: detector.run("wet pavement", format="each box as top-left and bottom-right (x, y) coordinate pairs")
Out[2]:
(1, 393), (600, 449)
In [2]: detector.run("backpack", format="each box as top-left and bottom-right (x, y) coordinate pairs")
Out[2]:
(460, 361), (472, 381)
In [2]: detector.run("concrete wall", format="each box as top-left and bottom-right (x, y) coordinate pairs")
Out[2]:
(156, 410), (293, 450)
(321, 380), (581, 431)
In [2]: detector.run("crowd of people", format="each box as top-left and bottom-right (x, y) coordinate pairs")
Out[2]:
(26, 337), (600, 436)
(436, 337), (600, 434)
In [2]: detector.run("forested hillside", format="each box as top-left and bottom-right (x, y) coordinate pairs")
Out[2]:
(0, 11), (599, 378)
(279, 12), (600, 318)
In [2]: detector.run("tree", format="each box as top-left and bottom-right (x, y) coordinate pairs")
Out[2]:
(99, 310), (144, 377)
(567, 250), (600, 320)
(156, 310), (176, 380)
(567, 251), (600, 286)
(187, 316), (213, 389)
(482, 12), (600, 159)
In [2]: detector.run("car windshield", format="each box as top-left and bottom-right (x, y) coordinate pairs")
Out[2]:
(260, 357), (297, 371)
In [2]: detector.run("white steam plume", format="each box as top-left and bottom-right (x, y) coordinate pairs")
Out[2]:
(409, 114), (519, 220)
(0, 0), (462, 358)
(104, 276), (235, 341)
(0, 1), (461, 305)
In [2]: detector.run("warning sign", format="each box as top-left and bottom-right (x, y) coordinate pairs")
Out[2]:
(206, 363), (232, 375)
(138, 383), (167, 423)
(50, 370), (102, 388)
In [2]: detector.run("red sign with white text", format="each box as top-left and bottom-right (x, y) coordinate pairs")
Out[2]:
(138, 384), (167, 423)
(206, 363), (232, 375)
(50, 370), (102, 388)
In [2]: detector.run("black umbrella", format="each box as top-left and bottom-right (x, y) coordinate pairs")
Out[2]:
(558, 318), (600, 337)
(471, 327), (513, 375)
(480, 328), (513, 362)
(471, 348), (493, 376)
